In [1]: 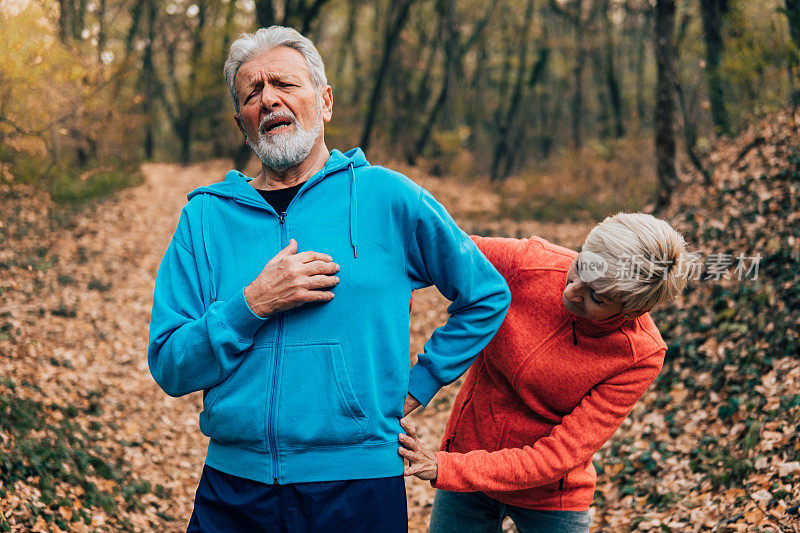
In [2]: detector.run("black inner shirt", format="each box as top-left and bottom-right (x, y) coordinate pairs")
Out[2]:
(256, 182), (305, 215)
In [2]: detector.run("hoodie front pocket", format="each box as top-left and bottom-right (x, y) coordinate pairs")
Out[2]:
(277, 342), (368, 449)
(199, 344), (273, 452)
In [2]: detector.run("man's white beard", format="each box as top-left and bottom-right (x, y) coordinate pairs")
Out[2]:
(246, 107), (322, 172)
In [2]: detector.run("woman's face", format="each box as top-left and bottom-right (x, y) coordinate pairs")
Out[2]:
(562, 256), (625, 321)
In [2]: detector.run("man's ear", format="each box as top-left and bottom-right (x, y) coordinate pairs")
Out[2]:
(233, 115), (246, 138)
(321, 85), (333, 123)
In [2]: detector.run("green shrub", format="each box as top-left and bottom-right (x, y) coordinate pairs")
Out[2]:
(0, 391), (151, 521)
(50, 168), (142, 205)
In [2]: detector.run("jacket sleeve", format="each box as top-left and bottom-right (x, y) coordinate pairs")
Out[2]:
(147, 211), (269, 398)
(406, 189), (511, 406)
(469, 235), (529, 280)
(431, 350), (664, 492)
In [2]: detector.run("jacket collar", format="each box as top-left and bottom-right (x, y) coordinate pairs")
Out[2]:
(572, 312), (631, 337)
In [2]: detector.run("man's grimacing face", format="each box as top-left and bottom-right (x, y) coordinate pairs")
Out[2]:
(233, 46), (333, 170)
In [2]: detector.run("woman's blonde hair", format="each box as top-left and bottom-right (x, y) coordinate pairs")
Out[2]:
(581, 212), (690, 312)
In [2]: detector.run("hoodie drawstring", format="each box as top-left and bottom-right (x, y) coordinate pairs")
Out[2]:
(571, 319), (578, 346)
(349, 162), (358, 259)
(202, 194), (217, 304)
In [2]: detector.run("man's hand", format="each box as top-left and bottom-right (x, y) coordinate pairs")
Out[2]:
(398, 418), (437, 481)
(402, 393), (422, 417)
(244, 239), (340, 317)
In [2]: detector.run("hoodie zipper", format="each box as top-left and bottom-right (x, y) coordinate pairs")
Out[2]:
(258, 168), (345, 483)
(263, 178), (321, 484)
(268, 210), (288, 484)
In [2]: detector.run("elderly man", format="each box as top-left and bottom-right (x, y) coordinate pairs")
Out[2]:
(147, 26), (510, 533)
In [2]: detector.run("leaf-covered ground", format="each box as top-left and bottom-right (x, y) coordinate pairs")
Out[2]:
(1, 110), (799, 531)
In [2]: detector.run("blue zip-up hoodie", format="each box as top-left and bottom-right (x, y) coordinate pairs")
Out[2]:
(147, 148), (510, 485)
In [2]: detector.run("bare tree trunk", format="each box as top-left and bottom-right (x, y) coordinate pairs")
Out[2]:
(675, 13), (712, 184)
(124, 1), (145, 58)
(548, 0), (600, 151)
(654, 0), (677, 211)
(407, 0), (457, 164)
(142, 0), (157, 159)
(699, 0), (730, 136)
(591, 51), (612, 140)
(57, 0), (72, 45)
(359, 0), (416, 153)
(602, 4), (625, 138)
(300, 0), (332, 34)
(394, 21), (440, 155)
(96, 0), (107, 64)
(71, 0), (88, 41)
(281, 0), (332, 33)
(785, 0), (800, 49)
(179, 0), (208, 164)
(502, 47), (549, 176)
(572, 21), (586, 150)
(407, 0), (497, 164)
(256, 0), (276, 27)
(334, 0), (362, 103)
(784, 0), (800, 107)
(491, 0), (536, 181)
(635, 13), (648, 128)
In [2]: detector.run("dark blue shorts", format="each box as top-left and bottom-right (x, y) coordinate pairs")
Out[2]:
(186, 465), (408, 533)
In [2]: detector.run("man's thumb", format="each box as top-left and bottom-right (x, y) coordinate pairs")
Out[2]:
(277, 239), (298, 258)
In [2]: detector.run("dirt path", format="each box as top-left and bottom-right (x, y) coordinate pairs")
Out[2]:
(2, 161), (233, 531)
(0, 160), (592, 532)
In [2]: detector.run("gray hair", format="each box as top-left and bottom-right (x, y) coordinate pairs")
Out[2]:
(581, 212), (691, 312)
(223, 26), (328, 114)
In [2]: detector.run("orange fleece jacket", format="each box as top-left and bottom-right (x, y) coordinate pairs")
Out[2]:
(431, 236), (667, 511)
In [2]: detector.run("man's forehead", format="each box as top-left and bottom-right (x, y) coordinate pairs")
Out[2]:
(235, 47), (311, 88)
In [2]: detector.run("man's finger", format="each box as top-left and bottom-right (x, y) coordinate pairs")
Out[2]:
(306, 275), (340, 290)
(298, 290), (335, 303)
(304, 260), (340, 276)
(295, 250), (333, 263)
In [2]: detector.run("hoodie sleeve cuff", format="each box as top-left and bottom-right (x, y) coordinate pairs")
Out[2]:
(408, 361), (441, 406)
(219, 287), (270, 341)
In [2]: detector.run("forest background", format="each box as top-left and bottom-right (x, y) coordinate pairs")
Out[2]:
(2, 0), (800, 531)
(2, 0), (799, 212)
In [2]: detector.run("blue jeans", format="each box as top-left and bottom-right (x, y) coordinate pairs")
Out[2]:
(429, 489), (590, 533)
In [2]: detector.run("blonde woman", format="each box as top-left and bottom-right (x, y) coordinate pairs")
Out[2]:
(399, 213), (690, 533)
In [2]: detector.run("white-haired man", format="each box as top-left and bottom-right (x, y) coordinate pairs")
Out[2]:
(147, 26), (511, 532)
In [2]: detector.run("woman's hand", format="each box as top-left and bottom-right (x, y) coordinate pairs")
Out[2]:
(398, 418), (438, 481)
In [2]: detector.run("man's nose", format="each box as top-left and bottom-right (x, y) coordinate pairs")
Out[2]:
(260, 86), (281, 109)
